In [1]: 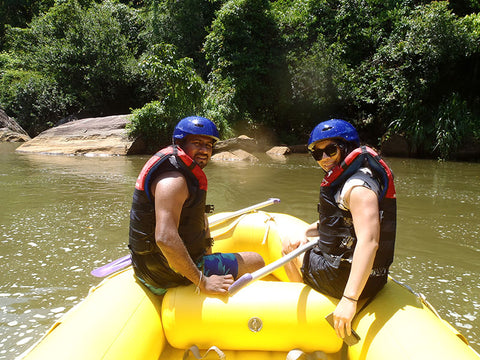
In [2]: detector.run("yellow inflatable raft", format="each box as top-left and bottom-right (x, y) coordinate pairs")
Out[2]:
(20, 211), (480, 360)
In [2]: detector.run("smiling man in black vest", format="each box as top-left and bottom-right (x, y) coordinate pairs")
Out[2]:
(128, 116), (264, 295)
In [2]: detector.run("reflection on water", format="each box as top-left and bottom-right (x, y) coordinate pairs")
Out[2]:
(0, 144), (479, 358)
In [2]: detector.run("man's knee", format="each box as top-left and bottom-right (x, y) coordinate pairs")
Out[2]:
(235, 252), (264, 275)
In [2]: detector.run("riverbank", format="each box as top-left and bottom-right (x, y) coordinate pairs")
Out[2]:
(3, 112), (479, 160)
(2, 113), (412, 159)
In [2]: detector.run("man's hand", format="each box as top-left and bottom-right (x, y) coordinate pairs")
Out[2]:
(201, 274), (234, 295)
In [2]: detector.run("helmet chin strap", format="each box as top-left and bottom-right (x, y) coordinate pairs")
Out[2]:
(173, 138), (186, 148)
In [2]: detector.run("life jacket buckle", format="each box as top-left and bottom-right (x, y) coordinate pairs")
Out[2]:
(340, 236), (355, 249)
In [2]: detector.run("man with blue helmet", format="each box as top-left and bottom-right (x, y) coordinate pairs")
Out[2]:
(292, 119), (397, 341)
(128, 116), (264, 295)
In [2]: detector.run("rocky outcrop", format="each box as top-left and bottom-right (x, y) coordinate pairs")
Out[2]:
(266, 146), (291, 156)
(211, 148), (259, 162)
(213, 136), (302, 161)
(16, 115), (145, 156)
(215, 135), (260, 153)
(0, 128), (31, 142)
(212, 135), (262, 161)
(0, 108), (31, 142)
(10, 111), (427, 160)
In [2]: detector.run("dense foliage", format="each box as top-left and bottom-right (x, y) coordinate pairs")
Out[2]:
(0, 0), (479, 159)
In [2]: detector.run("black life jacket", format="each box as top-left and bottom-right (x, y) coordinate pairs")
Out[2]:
(128, 145), (209, 289)
(318, 146), (396, 271)
(302, 146), (396, 299)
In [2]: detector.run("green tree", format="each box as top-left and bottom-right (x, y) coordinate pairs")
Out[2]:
(204, 0), (291, 138)
(272, 0), (422, 141)
(138, 43), (205, 113)
(1, 0), (148, 134)
(0, 69), (76, 134)
(150, 0), (222, 78)
(0, 0), (55, 50)
(344, 2), (479, 158)
(1, 0), (478, 157)
(129, 43), (209, 151)
(27, 0), (142, 112)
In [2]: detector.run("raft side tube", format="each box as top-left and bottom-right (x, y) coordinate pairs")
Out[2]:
(22, 269), (166, 360)
(162, 281), (343, 353)
(348, 279), (480, 360)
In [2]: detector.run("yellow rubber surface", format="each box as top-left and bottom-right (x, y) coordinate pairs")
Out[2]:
(21, 212), (480, 360)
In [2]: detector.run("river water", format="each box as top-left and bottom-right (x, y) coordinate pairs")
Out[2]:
(0, 143), (479, 358)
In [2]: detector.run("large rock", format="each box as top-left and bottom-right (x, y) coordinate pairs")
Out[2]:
(0, 108), (30, 142)
(215, 135), (260, 153)
(266, 146), (291, 156)
(211, 149), (259, 162)
(16, 115), (144, 156)
(0, 128), (31, 142)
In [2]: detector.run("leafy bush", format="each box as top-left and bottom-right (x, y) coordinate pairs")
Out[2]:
(5, 0), (143, 115)
(202, 72), (236, 139)
(129, 43), (215, 151)
(433, 93), (474, 159)
(138, 43), (205, 114)
(0, 70), (75, 134)
(343, 2), (479, 158)
(128, 101), (175, 152)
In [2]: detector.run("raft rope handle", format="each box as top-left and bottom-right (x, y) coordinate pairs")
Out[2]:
(262, 214), (277, 245)
(390, 276), (441, 317)
(286, 349), (328, 360)
(209, 213), (250, 239)
(183, 345), (225, 360)
(183, 345), (327, 360)
(210, 210), (275, 240)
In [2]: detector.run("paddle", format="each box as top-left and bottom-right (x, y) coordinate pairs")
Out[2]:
(228, 239), (318, 295)
(90, 254), (132, 278)
(90, 198), (281, 277)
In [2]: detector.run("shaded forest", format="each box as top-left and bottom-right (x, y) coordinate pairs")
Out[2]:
(1, 0), (479, 158)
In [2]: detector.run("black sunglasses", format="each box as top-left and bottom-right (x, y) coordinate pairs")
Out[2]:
(310, 144), (339, 161)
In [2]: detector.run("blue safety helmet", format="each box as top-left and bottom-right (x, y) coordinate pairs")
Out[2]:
(172, 116), (220, 143)
(307, 119), (360, 151)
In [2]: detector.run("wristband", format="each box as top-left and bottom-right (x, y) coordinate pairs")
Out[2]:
(194, 272), (204, 295)
(343, 295), (358, 302)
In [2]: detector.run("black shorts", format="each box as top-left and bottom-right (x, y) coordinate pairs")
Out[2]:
(301, 247), (387, 299)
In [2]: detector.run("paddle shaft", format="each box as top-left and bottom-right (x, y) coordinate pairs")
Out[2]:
(90, 198), (281, 277)
(228, 240), (317, 295)
(209, 198), (280, 227)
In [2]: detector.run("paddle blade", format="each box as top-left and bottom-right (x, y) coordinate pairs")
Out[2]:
(90, 254), (131, 277)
